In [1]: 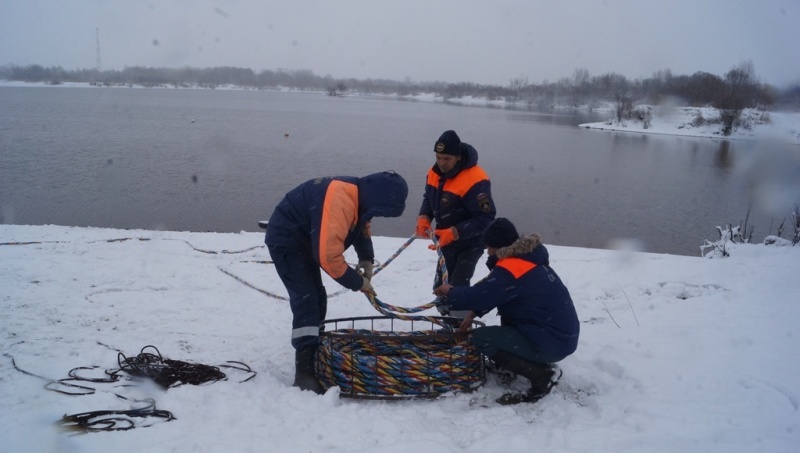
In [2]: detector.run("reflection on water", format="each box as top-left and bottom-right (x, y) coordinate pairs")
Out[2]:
(715, 140), (734, 170)
(1, 86), (798, 256)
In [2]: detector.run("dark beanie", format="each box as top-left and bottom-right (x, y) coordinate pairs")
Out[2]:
(434, 130), (462, 156)
(482, 218), (519, 248)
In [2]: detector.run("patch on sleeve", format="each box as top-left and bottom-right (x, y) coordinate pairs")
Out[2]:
(477, 193), (492, 213)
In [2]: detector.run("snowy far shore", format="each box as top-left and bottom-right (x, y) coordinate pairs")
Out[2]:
(576, 105), (800, 145)
(3, 79), (799, 145)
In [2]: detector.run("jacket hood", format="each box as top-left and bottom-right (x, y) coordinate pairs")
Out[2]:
(496, 233), (549, 264)
(460, 143), (479, 169)
(357, 171), (408, 219)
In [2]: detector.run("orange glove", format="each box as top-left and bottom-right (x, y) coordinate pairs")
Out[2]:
(427, 227), (458, 249)
(415, 216), (432, 238)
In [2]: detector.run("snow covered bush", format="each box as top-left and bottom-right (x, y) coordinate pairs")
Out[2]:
(701, 208), (799, 258)
(701, 224), (748, 258)
(691, 110), (707, 127)
(633, 106), (652, 129)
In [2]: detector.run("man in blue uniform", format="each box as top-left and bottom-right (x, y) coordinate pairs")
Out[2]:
(266, 171), (408, 394)
(415, 130), (496, 321)
(434, 218), (580, 405)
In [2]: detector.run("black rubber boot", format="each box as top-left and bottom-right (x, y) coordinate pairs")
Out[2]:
(293, 347), (324, 394)
(490, 350), (560, 405)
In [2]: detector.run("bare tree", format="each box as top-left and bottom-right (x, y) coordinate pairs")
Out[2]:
(715, 61), (757, 136)
(508, 77), (528, 103)
(327, 82), (347, 96)
(615, 94), (633, 124)
(652, 68), (672, 84)
(572, 68), (590, 106)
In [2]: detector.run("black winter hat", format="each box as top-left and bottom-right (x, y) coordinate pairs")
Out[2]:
(482, 218), (520, 248)
(434, 130), (462, 156)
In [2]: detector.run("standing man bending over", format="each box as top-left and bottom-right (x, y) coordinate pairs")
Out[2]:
(266, 171), (408, 394)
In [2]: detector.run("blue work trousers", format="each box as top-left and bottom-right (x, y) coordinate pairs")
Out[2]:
(267, 244), (327, 351)
(471, 325), (561, 364)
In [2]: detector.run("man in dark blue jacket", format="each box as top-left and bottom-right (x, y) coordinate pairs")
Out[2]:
(434, 218), (579, 405)
(266, 171), (408, 394)
(415, 130), (496, 321)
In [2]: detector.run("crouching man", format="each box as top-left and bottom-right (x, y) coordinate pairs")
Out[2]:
(434, 217), (579, 405)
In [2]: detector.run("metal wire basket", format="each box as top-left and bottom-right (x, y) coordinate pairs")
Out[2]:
(317, 316), (486, 399)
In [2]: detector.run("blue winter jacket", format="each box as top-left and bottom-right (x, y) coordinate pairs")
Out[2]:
(418, 143), (496, 250)
(446, 234), (580, 362)
(265, 171), (408, 291)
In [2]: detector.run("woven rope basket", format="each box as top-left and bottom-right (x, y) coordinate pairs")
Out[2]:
(317, 316), (486, 399)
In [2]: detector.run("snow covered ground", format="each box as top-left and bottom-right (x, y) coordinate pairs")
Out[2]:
(2, 224), (799, 452)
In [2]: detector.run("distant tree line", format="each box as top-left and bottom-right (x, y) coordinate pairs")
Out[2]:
(1, 61), (797, 135)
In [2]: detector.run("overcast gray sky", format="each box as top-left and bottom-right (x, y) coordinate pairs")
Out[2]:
(2, 0), (798, 87)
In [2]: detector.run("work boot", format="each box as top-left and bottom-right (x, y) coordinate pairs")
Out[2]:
(485, 357), (517, 386)
(490, 350), (560, 405)
(293, 347), (324, 394)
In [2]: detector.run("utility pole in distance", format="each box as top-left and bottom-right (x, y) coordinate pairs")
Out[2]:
(96, 28), (102, 72)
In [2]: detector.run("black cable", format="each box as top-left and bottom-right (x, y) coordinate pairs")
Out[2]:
(56, 398), (175, 434)
(6, 345), (256, 433)
(115, 345), (228, 389)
